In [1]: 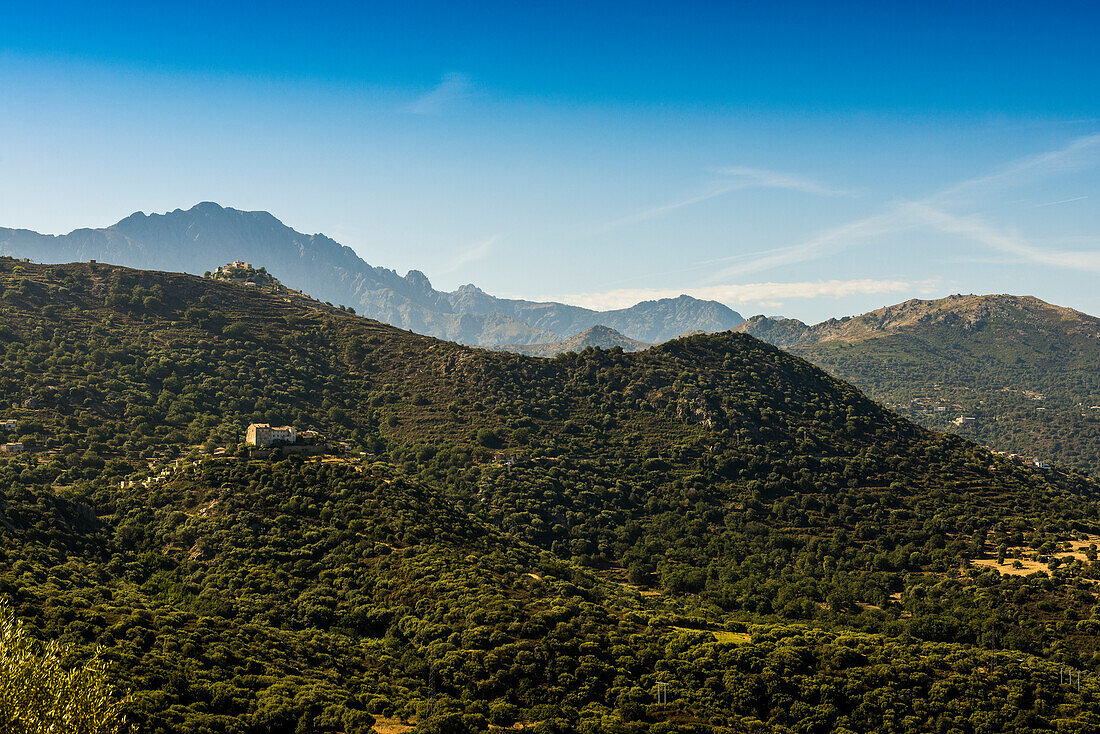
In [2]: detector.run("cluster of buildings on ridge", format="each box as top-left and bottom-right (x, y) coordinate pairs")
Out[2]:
(210, 261), (286, 291)
(213, 261), (263, 288)
(217, 260), (254, 274)
(0, 418), (21, 454)
(987, 448), (1052, 470)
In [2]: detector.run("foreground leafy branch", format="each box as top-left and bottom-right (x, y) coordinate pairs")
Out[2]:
(0, 600), (123, 734)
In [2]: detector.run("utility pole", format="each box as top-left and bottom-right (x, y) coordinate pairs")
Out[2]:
(423, 664), (438, 720)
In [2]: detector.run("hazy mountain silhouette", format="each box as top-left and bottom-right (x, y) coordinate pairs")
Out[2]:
(0, 202), (744, 345)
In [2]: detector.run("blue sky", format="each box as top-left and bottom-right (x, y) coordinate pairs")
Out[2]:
(2, 1), (1099, 321)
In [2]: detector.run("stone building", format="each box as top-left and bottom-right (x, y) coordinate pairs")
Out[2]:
(246, 423), (297, 447)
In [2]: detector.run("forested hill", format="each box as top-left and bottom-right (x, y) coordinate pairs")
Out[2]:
(739, 294), (1100, 475)
(4, 259), (1100, 733)
(0, 202), (744, 346)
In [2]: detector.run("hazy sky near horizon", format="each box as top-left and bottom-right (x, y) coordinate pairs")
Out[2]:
(2, 1), (1099, 322)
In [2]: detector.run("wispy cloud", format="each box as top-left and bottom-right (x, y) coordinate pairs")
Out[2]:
(404, 72), (472, 115)
(703, 131), (1100, 280)
(716, 166), (856, 197)
(540, 278), (930, 312)
(904, 203), (1100, 273)
(589, 184), (738, 234)
(446, 235), (496, 273)
(588, 166), (850, 236)
(932, 132), (1100, 204)
(704, 207), (919, 282)
(1032, 195), (1088, 208)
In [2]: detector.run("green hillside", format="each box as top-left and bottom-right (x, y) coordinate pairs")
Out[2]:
(3, 260), (1100, 733)
(739, 295), (1100, 476)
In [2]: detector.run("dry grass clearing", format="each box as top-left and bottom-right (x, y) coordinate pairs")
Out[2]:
(671, 627), (751, 644)
(972, 536), (1099, 576)
(973, 557), (1051, 576)
(371, 717), (415, 734)
(617, 582), (662, 596)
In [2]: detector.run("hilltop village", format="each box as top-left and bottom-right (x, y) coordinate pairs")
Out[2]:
(206, 261), (285, 290)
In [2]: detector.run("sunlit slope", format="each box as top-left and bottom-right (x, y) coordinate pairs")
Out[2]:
(739, 294), (1100, 474)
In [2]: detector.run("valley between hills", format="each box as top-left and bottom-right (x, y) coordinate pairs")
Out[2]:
(1, 257), (1100, 733)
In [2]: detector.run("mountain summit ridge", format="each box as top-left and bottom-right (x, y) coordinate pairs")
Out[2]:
(739, 292), (1100, 475)
(0, 202), (745, 345)
(737, 293), (1100, 347)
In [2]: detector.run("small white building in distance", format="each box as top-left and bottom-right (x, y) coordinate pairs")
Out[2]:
(246, 423), (297, 447)
(0, 419), (16, 431)
(1, 442), (24, 454)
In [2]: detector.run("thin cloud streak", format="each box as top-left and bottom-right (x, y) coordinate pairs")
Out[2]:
(704, 131), (1100, 281)
(705, 207), (920, 282)
(716, 166), (856, 197)
(404, 72), (472, 115)
(588, 166), (850, 236)
(1032, 195), (1088, 207)
(587, 184), (738, 235)
(904, 204), (1100, 273)
(446, 235), (496, 273)
(540, 278), (931, 312)
(932, 132), (1100, 204)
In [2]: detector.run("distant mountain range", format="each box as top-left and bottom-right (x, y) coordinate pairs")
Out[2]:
(739, 294), (1100, 475)
(0, 202), (744, 345)
(496, 324), (652, 357)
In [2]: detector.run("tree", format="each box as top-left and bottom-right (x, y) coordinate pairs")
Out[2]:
(476, 428), (502, 449)
(0, 600), (123, 734)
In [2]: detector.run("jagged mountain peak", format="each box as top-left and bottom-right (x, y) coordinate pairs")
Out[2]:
(404, 269), (433, 291)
